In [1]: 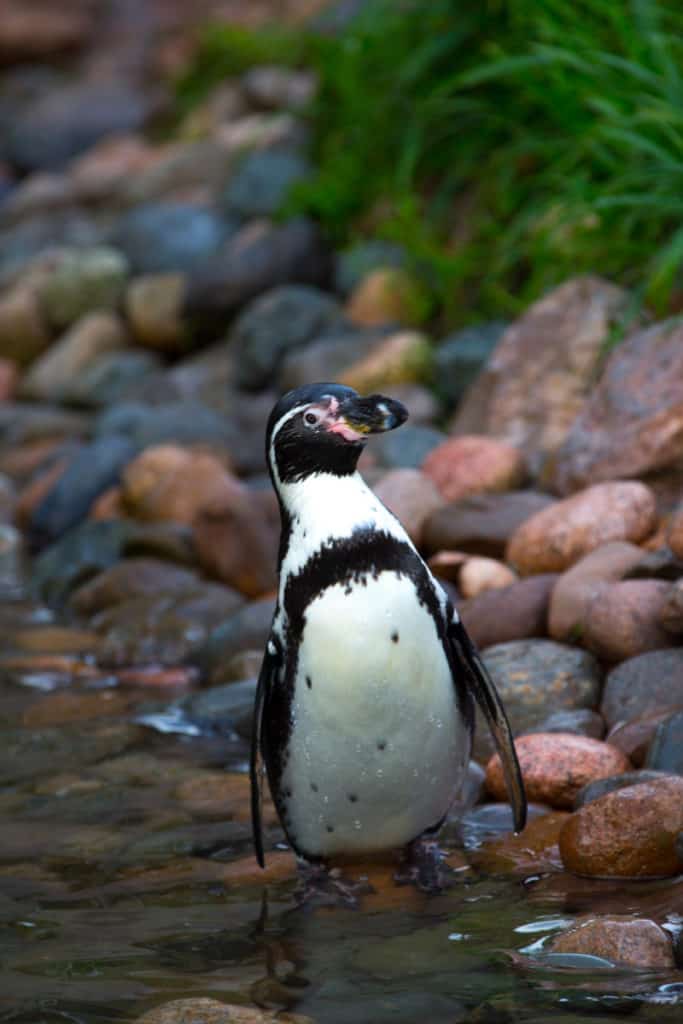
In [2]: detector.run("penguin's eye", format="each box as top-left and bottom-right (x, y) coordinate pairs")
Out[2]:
(303, 410), (320, 427)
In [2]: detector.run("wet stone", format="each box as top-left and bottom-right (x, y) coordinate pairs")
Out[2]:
(531, 708), (605, 740)
(574, 769), (674, 809)
(600, 648), (683, 730)
(181, 679), (258, 738)
(0, 721), (142, 784)
(474, 639), (603, 762)
(198, 597), (276, 685)
(486, 733), (630, 809)
(69, 558), (202, 616)
(646, 710), (683, 774)
(549, 915), (675, 969)
(471, 810), (567, 875)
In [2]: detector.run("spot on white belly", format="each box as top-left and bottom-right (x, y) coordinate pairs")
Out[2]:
(280, 572), (470, 856)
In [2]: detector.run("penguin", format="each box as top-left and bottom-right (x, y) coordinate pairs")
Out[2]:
(250, 382), (526, 868)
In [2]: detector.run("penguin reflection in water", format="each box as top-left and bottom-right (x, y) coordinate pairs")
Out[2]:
(250, 383), (526, 892)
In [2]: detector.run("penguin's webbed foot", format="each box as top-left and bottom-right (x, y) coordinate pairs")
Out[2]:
(394, 838), (453, 894)
(295, 862), (372, 908)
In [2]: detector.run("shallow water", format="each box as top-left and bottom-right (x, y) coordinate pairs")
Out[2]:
(1, 599), (682, 1024)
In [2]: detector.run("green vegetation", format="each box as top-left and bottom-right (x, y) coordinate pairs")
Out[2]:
(179, 1), (683, 328)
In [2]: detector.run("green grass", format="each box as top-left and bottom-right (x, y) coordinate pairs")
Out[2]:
(179, 1), (683, 328)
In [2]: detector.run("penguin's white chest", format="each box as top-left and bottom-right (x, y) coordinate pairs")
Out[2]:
(280, 570), (470, 856)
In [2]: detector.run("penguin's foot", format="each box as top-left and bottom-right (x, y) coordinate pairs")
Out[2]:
(394, 838), (453, 894)
(295, 862), (373, 908)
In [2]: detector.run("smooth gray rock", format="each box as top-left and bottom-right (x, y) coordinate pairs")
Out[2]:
(113, 202), (230, 274)
(574, 770), (673, 809)
(601, 649), (683, 730)
(646, 710), (683, 774)
(434, 321), (508, 407)
(223, 147), (311, 218)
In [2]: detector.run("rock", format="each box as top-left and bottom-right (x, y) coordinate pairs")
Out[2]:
(669, 502), (683, 559)
(38, 247), (128, 330)
(179, 82), (247, 138)
(59, 349), (163, 408)
(0, 282), (51, 366)
(198, 597), (276, 685)
(96, 401), (240, 460)
(451, 276), (631, 476)
(574, 769), (674, 808)
(506, 482), (657, 575)
(579, 579), (672, 662)
(184, 218), (331, 329)
(606, 710), (676, 767)
(340, 329), (432, 393)
(92, 585), (243, 669)
(22, 689), (131, 728)
(28, 436), (137, 547)
(120, 446), (236, 525)
(532, 708), (605, 740)
(20, 312), (129, 402)
(486, 732), (630, 809)
(372, 469), (444, 546)
(0, 474), (16, 524)
(422, 436), (526, 503)
(345, 267), (427, 327)
(223, 147), (311, 218)
(242, 66), (317, 111)
(422, 491), (555, 558)
(181, 679), (258, 739)
(553, 317), (683, 492)
(0, 358), (17, 400)
(659, 579), (683, 633)
(472, 639), (603, 762)
(646, 710), (683, 775)
(5, 79), (157, 172)
(548, 541), (645, 643)
(0, 523), (25, 598)
(0, 4), (93, 63)
(230, 284), (342, 391)
(125, 273), (188, 353)
(135, 997), (312, 1024)
(434, 321), (508, 408)
(0, 209), (104, 284)
(549, 916), (675, 969)
(623, 546), (683, 581)
(456, 556), (517, 599)
(334, 240), (406, 297)
(458, 575), (557, 650)
(68, 134), (162, 203)
(278, 326), (385, 391)
(601, 648), (683, 730)
(368, 423), (444, 471)
(113, 202), (229, 275)
(69, 559), (203, 616)
(559, 775), (683, 877)
(193, 487), (279, 598)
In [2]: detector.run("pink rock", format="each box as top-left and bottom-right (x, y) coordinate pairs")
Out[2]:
(507, 482), (657, 575)
(459, 575), (558, 649)
(422, 435), (526, 503)
(193, 487), (279, 599)
(486, 732), (631, 809)
(550, 915), (675, 968)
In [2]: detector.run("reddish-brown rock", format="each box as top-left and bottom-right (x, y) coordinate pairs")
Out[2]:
(0, 4), (92, 62)
(548, 541), (644, 642)
(669, 502), (683, 560)
(559, 775), (683, 877)
(121, 445), (236, 525)
(175, 771), (278, 826)
(0, 359), (18, 401)
(451, 276), (631, 475)
(422, 490), (556, 558)
(506, 482), (657, 575)
(422, 436), (525, 504)
(373, 468), (444, 546)
(659, 579), (683, 634)
(458, 575), (557, 649)
(581, 579), (672, 662)
(486, 732), (631, 809)
(193, 488), (278, 598)
(471, 810), (568, 875)
(549, 916), (675, 968)
(552, 318), (683, 493)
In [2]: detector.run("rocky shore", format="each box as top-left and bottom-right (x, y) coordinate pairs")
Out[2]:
(1, 1), (683, 1019)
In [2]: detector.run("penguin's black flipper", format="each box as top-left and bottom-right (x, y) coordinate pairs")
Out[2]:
(250, 643), (278, 867)
(448, 618), (527, 833)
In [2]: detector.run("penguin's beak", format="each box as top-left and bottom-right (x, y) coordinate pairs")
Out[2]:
(328, 393), (409, 441)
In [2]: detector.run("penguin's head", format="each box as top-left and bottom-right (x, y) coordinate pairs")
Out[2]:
(266, 382), (408, 485)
